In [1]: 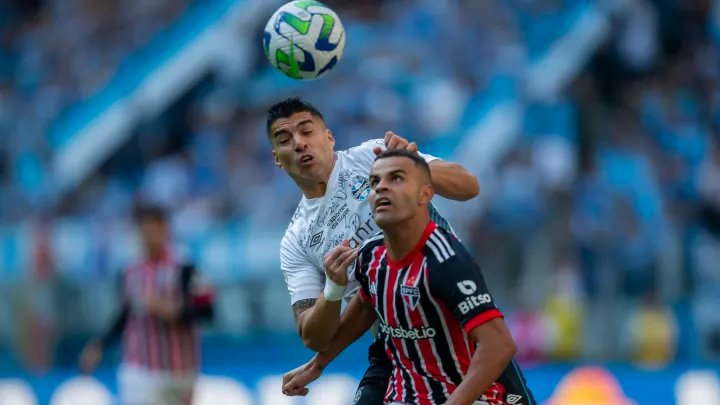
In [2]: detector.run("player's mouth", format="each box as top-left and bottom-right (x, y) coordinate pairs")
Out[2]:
(298, 154), (315, 166)
(374, 196), (392, 212)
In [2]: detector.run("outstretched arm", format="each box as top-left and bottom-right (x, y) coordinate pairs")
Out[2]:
(283, 293), (377, 396)
(429, 160), (480, 201)
(371, 133), (480, 201)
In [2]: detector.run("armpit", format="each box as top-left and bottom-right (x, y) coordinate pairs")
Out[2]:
(292, 298), (317, 322)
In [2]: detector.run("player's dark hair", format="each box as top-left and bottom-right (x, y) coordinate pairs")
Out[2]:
(134, 203), (168, 224)
(266, 97), (325, 135)
(374, 149), (432, 182)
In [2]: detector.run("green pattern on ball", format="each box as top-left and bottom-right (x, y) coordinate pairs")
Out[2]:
(294, 0), (326, 10)
(319, 14), (335, 41)
(280, 12), (310, 35)
(275, 37), (302, 79)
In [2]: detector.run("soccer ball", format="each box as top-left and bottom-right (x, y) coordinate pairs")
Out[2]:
(263, 0), (346, 80)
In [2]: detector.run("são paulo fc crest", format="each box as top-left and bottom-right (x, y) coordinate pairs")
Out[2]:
(350, 175), (370, 201)
(401, 285), (421, 311)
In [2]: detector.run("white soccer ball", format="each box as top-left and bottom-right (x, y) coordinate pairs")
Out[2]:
(263, 0), (346, 80)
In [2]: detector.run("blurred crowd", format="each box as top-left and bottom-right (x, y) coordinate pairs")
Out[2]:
(0, 0), (719, 372)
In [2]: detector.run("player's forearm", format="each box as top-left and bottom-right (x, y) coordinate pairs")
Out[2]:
(297, 296), (342, 352)
(315, 294), (377, 368)
(446, 332), (516, 405)
(428, 160), (479, 201)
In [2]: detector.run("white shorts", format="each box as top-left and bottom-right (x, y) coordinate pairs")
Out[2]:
(117, 363), (196, 405)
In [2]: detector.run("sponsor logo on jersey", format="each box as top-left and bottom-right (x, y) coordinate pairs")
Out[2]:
(380, 323), (436, 340)
(369, 282), (377, 296)
(457, 293), (493, 315)
(353, 388), (362, 405)
(400, 285), (420, 311)
(348, 218), (377, 249)
(350, 175), (370, 201)
(457, 280), (477, 295)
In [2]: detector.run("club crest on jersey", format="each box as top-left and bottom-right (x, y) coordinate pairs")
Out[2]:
(400, 285), (420, 311)
(350, 175), (370, 201)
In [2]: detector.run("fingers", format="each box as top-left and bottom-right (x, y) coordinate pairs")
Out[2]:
(406, 142), (418, 153)
(384, 131), (393, 146)
(373, 146), (382, 155)
(341, 239), (350, 247)
(333, 249), (357, 270)
(339, 250), (358, 270)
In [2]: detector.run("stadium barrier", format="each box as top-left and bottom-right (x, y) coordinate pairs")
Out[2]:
(1, 363), (719, 405)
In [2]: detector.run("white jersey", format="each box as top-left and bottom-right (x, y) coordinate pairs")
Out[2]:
(281, 139), (445, 305)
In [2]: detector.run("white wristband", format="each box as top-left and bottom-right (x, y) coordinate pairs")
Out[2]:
(323, 278), (346, 302)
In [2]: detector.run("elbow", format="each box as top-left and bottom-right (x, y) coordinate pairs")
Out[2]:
(302, 336), (331, 352)
(461, 175), (480, 201)
(501, 336), (517, 364)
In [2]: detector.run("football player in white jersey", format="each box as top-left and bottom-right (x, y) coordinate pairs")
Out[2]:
(268, 97), (479, 404)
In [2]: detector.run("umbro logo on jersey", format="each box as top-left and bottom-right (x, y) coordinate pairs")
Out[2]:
(457, 280), (477, 295)
(309, 231), (323, 250)
(507, 394), (523, 404)
(369, 283), (377, 296)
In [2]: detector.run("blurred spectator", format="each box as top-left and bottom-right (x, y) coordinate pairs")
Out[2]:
(620, 292), (678, 368)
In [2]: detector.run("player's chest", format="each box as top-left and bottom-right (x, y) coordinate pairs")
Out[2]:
(302, 172), (379, 265)
(367, 265), (432, 328)
(124, 264), (181, 298)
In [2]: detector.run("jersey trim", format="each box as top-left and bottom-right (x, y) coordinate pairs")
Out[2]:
(463, 308), (504, 334)
(387, 221), (437, 270)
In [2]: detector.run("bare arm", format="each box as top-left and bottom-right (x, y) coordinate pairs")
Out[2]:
(283, 294), (377, 395)
(429, 160), (480, 201)
(445, 318), (517, 405)
(315, 293), (377, 367)
(293, 297), (342, 352)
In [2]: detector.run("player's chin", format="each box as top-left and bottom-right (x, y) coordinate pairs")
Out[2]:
(372, 211), (396, 228)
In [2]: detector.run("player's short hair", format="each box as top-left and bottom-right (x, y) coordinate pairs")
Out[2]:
(134, 203), (168, 224)
(374, 149), (432, 183)
(266, 97), (325, 135)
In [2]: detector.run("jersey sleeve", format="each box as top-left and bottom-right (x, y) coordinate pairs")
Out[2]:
(354, 139), (440, 166)
(281, 231), (324, 305)
(429, 254), (503, 334)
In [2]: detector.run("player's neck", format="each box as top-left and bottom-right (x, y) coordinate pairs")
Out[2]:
(383, 215), (431, 264)
(298, 153), (337, 199)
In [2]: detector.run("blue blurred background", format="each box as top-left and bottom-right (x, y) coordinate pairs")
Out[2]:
(1, 0), (720, 403)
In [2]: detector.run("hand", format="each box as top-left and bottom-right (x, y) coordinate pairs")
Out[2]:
(373, 131), (419, 155)
(79, 340), (103, 374)
(323, 239), (357, 286)
(282, 358), (325, 396)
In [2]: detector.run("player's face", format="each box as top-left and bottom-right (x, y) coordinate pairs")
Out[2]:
(368, 157), (433, 228)
(270, 112), (336, 183)
(139, 217), (167, 252)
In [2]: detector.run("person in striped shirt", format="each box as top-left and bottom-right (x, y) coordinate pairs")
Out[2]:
(79, 204), (214, 405)
(284, 149), (536, 405)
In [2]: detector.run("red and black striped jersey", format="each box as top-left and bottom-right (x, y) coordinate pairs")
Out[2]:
(355, 221), (536, 405)
(113, 255), (213, 375)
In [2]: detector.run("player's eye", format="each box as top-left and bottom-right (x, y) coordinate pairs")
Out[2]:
(392, 175), (402, 182)
(369, 178), (378, 187)
(277, 136), (290, 144)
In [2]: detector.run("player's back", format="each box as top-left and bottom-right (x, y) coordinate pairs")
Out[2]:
(356, 222), (536, 405)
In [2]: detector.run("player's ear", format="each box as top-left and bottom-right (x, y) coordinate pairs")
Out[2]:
(272, 150), (282, 168)
(419, 184), (434, 205)
(326, 129), (335, 148)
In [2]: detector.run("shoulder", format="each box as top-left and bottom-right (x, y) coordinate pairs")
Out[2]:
(358, 231), (385, 255)
(341, 139), (385, 163)
(423, 227), (472, 268)
(286, 199), (308, 230)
